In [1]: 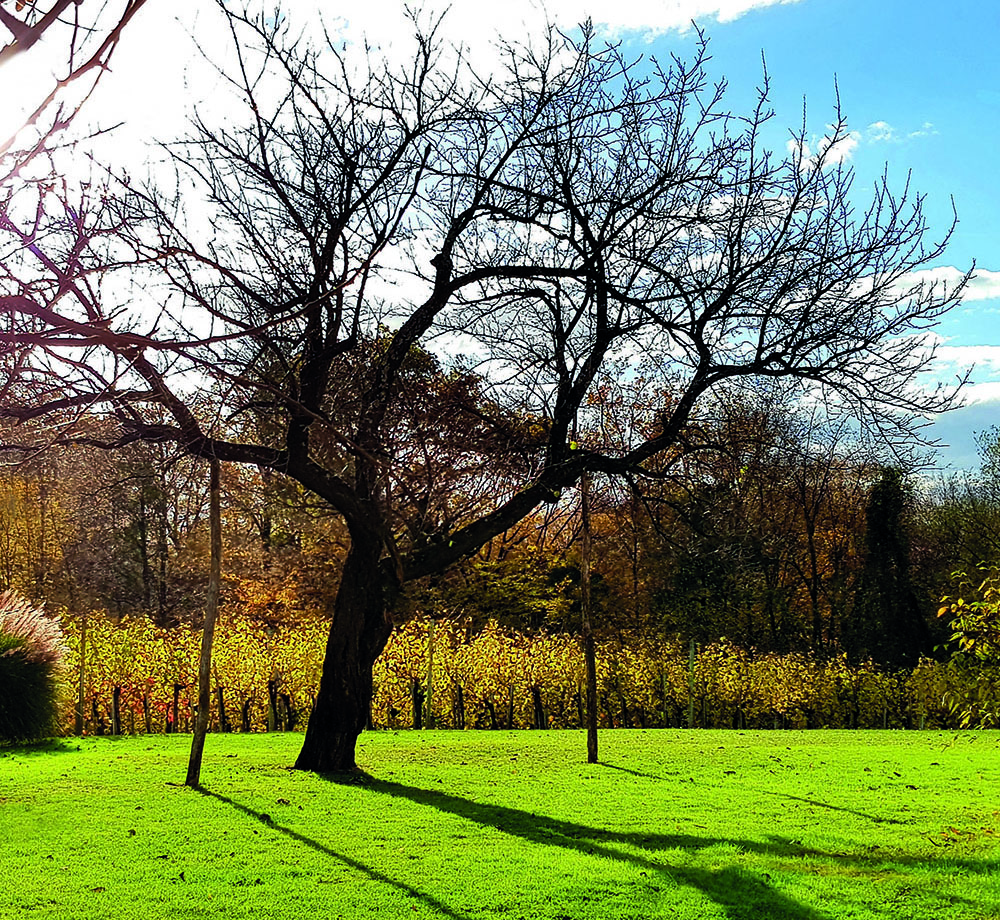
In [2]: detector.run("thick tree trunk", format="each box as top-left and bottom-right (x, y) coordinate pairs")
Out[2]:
(294, 532), (394, 772)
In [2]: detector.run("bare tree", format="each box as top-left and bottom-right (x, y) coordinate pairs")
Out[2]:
(0, 0), (151, 427)
(0, 0), (150, 158)
(0, 5), (967, 771)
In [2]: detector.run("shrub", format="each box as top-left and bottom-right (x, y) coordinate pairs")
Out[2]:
(0, 591), (67, 743)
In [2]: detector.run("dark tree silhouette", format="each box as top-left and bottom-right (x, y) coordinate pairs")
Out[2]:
(0, 5), (967, 770)
(846, 468), (930, 669)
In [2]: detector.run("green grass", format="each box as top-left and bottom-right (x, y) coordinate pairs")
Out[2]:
(2, 730), (999, 919)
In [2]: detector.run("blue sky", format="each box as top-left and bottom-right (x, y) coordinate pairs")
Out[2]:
(7, 0), (997, 470)
(623, 0), (1000, 471)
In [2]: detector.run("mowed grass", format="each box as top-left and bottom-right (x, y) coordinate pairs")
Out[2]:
(2, 730), (999, 920)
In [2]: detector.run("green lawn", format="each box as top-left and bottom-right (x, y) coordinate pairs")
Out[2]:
(2, 730), (999, 919)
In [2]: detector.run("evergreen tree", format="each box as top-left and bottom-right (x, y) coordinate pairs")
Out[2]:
(846, 468), (928, 668)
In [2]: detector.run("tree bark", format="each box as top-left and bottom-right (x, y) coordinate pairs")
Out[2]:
(294, 530), (394, 772)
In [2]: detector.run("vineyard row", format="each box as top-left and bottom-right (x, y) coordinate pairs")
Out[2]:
(58, 613), (995, 736)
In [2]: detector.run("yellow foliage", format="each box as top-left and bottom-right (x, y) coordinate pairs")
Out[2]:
(54, 611), (987, 734)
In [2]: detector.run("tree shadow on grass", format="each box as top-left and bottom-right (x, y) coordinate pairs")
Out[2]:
(196, 771), (991, 920)
(753, 788), (907, 826)
(331, 772), (994, 918)
(326, 773), (833, 920)
(599, 761), (671, 781)
(196, 786), (471, 920)
(599, 761), (906, 826)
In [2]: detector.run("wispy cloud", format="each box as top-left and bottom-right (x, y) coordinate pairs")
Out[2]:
(935, 344), (1000, 371)
(864, 120), (938, 144)
(929, 342), (1000, 407)
(953, 380), (1000, 406)
(908, 121), (938, 139)
(83, 0), (812, 170)
(594, 0), (807, 33)
(867, 121), (896, 142)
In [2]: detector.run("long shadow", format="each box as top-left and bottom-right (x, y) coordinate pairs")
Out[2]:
(338, 774), (996, 915)
(197, 773), (994, 918)
(753, 787), (906, 826)
(196, 786), (469, 920)
(599, 761), (672, 781)
(330, 774), (832, 920)
(599, 762), (904, 826)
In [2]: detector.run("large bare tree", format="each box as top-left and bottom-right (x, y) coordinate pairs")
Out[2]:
(0, 5), (966, 770)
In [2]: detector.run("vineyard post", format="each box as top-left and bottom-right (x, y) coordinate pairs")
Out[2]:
(425, 619), (435, 729)
(687, 639), (697, 728)
(74, 611), (86, 735)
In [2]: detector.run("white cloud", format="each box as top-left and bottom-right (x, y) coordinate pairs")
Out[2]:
(928, 342), (1000, 408)
(23, 0), (806, 168)
(787, 127), (861, 171)
(323, 0), (807, 44)
(819, 130), (860, 163)
(866, 121), (896, 142)
(0, 0), (811, 145)
(951, 380), (1000, 406)
(935, 344), (1000, 371)
(864, 119), (937, 145)
(902, 266), (1000, 302)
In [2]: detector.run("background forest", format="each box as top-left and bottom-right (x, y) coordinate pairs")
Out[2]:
(4, 401), (998, 736)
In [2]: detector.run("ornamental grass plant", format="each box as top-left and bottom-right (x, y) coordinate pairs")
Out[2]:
(0, 590), (67, 743)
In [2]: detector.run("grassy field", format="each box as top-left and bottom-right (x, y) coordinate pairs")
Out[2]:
(2, 730), (999, 919)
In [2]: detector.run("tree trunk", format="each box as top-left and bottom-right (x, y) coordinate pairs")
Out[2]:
(411, 678), (424, 730)
(531, 685), (546, 730)
(294, 531), (394, 772)
(216, 685), (230, 732)
(267, 678), (279, 731)
(580, 470), (598, 763)
(186, 457), (223, 787)
(169, 683), (182, 733)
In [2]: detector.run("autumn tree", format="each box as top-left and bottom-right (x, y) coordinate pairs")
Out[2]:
(0, 6), (967, 771)
(924, 427), (1000, 588)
